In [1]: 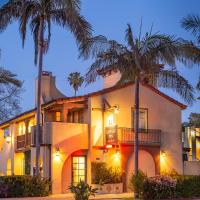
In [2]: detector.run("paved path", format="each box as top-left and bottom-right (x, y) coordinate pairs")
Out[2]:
(1, 193), (133, 200)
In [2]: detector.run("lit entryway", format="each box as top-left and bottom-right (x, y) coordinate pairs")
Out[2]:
(72, 156), (86, 184)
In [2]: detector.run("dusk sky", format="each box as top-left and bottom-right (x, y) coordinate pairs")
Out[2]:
(0, 0), (199, 122)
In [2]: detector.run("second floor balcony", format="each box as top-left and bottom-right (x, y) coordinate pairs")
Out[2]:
(105, 126), (161, 146)
(16, 133), (31, 150)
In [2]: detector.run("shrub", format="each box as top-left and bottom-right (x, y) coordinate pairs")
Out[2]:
(129, 170), (146, 198)
(143, 175), (177, 200)
(91, 162), (122, 184)
(69, 181), (98, 200)
(0, 175), (51, 198)
(174, 175), (200, 198)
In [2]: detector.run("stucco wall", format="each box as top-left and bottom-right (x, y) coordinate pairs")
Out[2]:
(48, 122), (88, 194)
(184, 161), (200, 175)
(89, 84), (183, 174)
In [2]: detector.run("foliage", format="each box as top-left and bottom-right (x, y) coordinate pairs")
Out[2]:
(174, 175), (200, 198)
(0, 67), (22, 123)
(143, 175), (177, 200)
(91, 162), (122, 184)
(129, 170), (147, 198)
(188, 112), (200, 127)
(80, 23), (195, 105)
(0, 175), (51, 198)
(67, 72), (84, 96)
(69, 181), (98, 200)
(181, 14), (200, 90)
(0, 0), (92, 65)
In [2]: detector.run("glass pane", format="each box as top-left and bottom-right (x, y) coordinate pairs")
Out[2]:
(78, 163), (85, 169)
(73, 157), (78, 163)
(79, 157), (85, 163)
(79, 170), (85, 176)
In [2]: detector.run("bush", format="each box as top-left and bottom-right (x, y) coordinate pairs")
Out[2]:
(129, 170), (146, 198)
(174, 175), (200, 198)
(0, 175), (51, 198)
(91, 162), (122, 184)
(69, 181), (98, 200)
(143, 175), (177, 200)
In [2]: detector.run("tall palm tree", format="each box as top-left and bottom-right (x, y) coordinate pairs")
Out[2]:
(68, 72), (84, 96)
(80, 24), (194, 197)
(181, 14), (200, 91)
(0, 0), (92, 176)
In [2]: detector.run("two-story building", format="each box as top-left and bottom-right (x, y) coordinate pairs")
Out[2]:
(0, 69), (187, 194)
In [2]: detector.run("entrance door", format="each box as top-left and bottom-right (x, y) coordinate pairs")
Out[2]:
(72, 156), (86, 184)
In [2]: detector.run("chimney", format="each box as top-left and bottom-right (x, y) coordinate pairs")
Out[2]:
(35, 71), (66, 106)
(98, 66), (121, 89)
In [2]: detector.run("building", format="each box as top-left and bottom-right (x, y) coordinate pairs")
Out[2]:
(182, 127), (200, 175)
(0, 69), (187, 194)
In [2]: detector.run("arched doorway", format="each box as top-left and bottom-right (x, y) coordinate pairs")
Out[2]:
(126, 150), (156, 190)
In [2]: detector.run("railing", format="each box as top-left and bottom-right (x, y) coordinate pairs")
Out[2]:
(105, 127), (161, 146)
(16, 133), (31, 150)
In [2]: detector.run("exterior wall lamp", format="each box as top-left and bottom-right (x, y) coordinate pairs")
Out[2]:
(6, 135), (11, 144)
(54, 147), (61, 162)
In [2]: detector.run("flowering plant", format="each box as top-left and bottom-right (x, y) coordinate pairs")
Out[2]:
(143, 175), (177, 200)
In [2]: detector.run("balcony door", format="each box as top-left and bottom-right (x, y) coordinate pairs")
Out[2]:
(72, 156), (86, 184)
(132, 108), (148, 131)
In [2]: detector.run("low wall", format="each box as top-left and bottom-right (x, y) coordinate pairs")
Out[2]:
(184, 161), (200, 175)
(92, 183), (123, 194)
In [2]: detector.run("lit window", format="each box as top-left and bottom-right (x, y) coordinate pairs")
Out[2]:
(107, 114), (114, 126)
(6, 159), (11, 176)
(56, 112), (61, 122)
(72, 156), (86, 184)
(28, 119), (35, 133)
(18, 122), (26, 135)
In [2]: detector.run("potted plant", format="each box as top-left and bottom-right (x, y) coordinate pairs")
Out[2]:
(69, 181), (98, 200)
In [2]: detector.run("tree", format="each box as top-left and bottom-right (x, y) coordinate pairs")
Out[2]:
(188, 112), (200, 127)
(181, 14), (200, 91)
(0, 67), (22, 122)
(0, 0), (92, 176)
(80, 24), (194, 197)
(68, 72), (84, 96)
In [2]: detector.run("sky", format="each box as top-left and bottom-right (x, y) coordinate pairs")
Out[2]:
(0, 0), (199, 122)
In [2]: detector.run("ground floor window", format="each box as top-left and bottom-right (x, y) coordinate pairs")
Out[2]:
(72, 156), (86, 184)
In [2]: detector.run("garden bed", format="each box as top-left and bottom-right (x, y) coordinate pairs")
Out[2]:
(92, 183), (123, 194)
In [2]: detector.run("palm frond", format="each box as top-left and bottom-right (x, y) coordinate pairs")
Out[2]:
(0, 0), (22, 32)
(0, 67), (22, 87)
(181, 14), (200, 42)
(125, 23), (135, 49)
(157, 69), (195, 105)
(197, 76), (200, 90)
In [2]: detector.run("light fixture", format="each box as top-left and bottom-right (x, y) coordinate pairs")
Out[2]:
(106, 144), (112, 149)
(6, 135), (11, 144)
(54, 147), (61, 161)
(160, 150), (166, 163)
(114, 149), (121, 159)
(191, 130), (196, 137)
(113, 104), (119, 114)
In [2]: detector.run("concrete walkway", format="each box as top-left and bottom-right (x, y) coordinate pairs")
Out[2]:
(1, 193), (133, 200)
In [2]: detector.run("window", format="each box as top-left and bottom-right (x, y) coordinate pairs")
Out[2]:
(28, 119), (35, 133)
(18, 122), (25, 135)
(6, 159), (11, 175)
(56, 112), (61, 122)
(132, 108), (148, 131)
(72, 156), (86, 184)
(67, 110), (84, 123)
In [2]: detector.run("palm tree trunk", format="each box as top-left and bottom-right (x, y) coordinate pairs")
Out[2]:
(134, 77), (139, 174)
(134, 77), (139, 194)
(75, 89), (76, 97)
(35, 16), (44, 176)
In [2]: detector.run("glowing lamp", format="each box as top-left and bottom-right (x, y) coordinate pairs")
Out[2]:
(113, 105), (119, 114)
(106, 144), (112, 149)
(54, 147), (61, 162)
(6, 135), (11, 144)
(191, 130), (195, 137)
(160, 150), (166, 162)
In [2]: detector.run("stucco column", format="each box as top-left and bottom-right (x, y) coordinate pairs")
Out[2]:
(192, 133), (196, 161)
(62, 104), (68, 122)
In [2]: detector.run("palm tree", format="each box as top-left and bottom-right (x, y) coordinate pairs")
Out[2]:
(80, 24), (194, 197)
(68, 72), (84, 96)
(181, 14), (200, 91)
(0, 0), (92, 176)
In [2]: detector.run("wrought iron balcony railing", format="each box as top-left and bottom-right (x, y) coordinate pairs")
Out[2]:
(105, 126), (161, 146)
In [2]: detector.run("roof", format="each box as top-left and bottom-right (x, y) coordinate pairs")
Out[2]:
(0, 81), (187, 128)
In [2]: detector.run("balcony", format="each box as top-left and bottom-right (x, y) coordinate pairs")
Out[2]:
(16, 133), (31, 150)
(105, 126), (161, 146)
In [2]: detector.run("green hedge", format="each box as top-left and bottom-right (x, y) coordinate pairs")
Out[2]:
(0, 175), (51, 198)
(174, 175), (200, 198)
(129, 174), (200, 200)
(91, 162), (122, 184)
